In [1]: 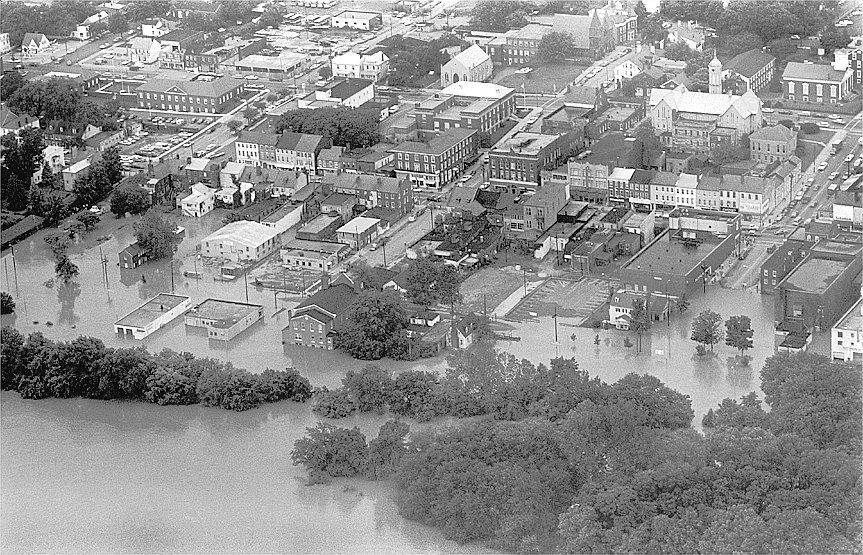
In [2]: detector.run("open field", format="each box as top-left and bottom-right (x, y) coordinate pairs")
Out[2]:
(496, 63), (589, 94)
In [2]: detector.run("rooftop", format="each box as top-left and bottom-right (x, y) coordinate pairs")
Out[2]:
(391, 128), (476, 156)
(623, 228), (724, 275)
(294, 283), (358, 316)
(750, 124), (795, 142)
(782, 61), (849, 82)
(835, 298), (863, 332)
(725, 49), (776, 78)
(447, 44), (490, 70)
(439, 81), (514, 100)
(322, 192), (356, 207)
(571, 132), (635, 166)
(136, 76), (243, 97)
(187, 299), (263, 329)
(337, 216), (380, 235)
(333, 9), (381, 20)
(327, 78), (373, 100)
(299, 213), (343, 234)
(282, 238), (349, 255)
(323, 172), (405, 194)
(201, 220), (280, 247)
(493, 132), (560, 156)
(115, 293), (190, 329)
(783, 256), (853, 294)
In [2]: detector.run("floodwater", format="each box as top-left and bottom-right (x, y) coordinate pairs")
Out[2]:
(1, 212), (772, 552)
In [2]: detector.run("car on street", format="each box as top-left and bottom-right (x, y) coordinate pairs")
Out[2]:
(408, 214), (417, 222)
(818, 161), (828, 171)
(99, 43), (109, 49)
(829, 171), (839, 180)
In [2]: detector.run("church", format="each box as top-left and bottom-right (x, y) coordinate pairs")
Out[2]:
(648, 54), (763, 156)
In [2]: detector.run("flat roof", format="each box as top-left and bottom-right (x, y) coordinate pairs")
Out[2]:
(440, 81), (514, 100)
(187, 298), (262, 329)
(282, 238), (349, 255)
(115, 293), (190, 329)
(299, 213), (342, 234)
(783, 257), (853, 294)
(337, 216), (379, 234)
(623, 229), (724, 275)
(493, 132), (559, 156)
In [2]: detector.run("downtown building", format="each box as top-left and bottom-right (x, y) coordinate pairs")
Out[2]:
(135, 76), (245, 113)
(234, 131), (326, 172)
(390, 128), (478, 188)
(414, 81), (516, 139)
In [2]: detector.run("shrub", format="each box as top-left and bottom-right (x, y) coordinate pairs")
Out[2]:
(799, 122), (820, 134)
(221, 373), (264, 411)
(313, 387), (358, 419)
(0, 292), (15, 314)
(145, 369), (199, 405)
(258, 368), (312, 402)
(291, 422), (369, 477)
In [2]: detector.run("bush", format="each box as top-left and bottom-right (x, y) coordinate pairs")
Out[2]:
(0, 292), (15, 314)
(221, 373), (264, 411)
(291, 422), (369, 478)
(313, 387), (358, 419)
(258, 368), (312, 402)
(799, 122), (820, 134)
(145, 369), (199, 405)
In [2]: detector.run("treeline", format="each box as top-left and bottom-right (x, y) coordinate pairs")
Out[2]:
(0, 328), (312, 411)
(274, 107), (381, 150)
(293, 349), (861, 552)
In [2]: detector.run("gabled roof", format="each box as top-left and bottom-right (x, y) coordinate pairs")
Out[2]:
(782, 62), (848, 83)
(129, 37), (159, 50)
(447, 44), (490, 70)
(120, 241), (145, 256)
(21, 33), (48, 46)
(0, 103), (38, 130)
(237, 130), (279, 146)
(649, 86), (761, 119)
(725, 49), (775, 78)
(327, 78), (373, 100)
(750, 124), (795, 143)
(294, 283), (358, 317)
(323, 172), (406, 194)
(277, 131), (324, 152)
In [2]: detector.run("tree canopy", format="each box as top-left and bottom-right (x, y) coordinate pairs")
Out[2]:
(133, 214), (181, 260)
(274, 107), (379, 149)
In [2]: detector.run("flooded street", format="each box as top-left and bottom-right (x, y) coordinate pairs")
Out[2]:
(1, 214), (770, 551)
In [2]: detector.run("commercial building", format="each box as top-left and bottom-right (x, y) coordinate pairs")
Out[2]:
(180, 183), (215, 217)
(336, 216), (381, 249)
(760, 240), (810, 295)
(723, 49), (776, 93)
(184, 299), (264, 341)
(775, 241), (862, 336)
(831, 297), (863, 362)
(749, 124), (797, 164)
(391, 128), (478, 188)
(261, 203), (303, 239)
(782, 62), (852, 103)
(284, 283), (358, 349)
(832, 38), (862, 89)
(62, 158), (92, 192)
(565, 132), (638, 201)
(833, 187), (863, 227)
(296, 213), (344, 241)
(619, 208), (741, 298)
(440, 44), (493, 87)
(135, 76), (245, 113)
(415, 81), (516, 138)
(114, 293), (192, 339)
(323, 173), (414, 217)
(234, 131), (325, 172)
(128, 37), (161, 64)
(331, 10), (382, 30)
(502, 10), (614, 64)
(280, 239), (350, 271)
(489, 132), (574, 190)
(299, 78), (374, 109)
(331, 51), (389, 82)
(200, 220), (281, 261)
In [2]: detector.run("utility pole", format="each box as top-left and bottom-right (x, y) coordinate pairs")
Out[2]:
(243, 266), (249, 302)
(523, 267), (527, 296)
(553, 303), (559, 344)
(170, 260), (175, 293)
(382, 241), (387, 267)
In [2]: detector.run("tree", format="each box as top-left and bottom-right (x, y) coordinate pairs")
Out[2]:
(226, 119), (243, 134)
(100, 147), (123, 186)
(55, 254), (79, 284)
(7, 79), (82, 123)
(1, 127), (46, 211)
(690, 309), (724, 352)
(107, 15), (129, 34)
(722, 72), (745, 94)
(403, 256), (462, 307)
(820, 25), (850, 54)
(724, 315), (753, 355)
(537, 32), (577, 62)
(110, 186), (151, 216)
(291, 423), (369, 479)
(629, 298), (650, 354)
(674, 294), (689, 313)
(351, 260), (388, 290)
(77, 211), (99, 232)
(366, 420), (410, 479)
(275, 106), (381, 149)
(722, 32), (763, 56)
(74, 166), (111, 208)
(0, 292), (15, 315)
(0, 71), (24, 101)
(342, 365), (394, 414)
(664, 41), (694, 61)
(799, 122), (820, 134)
(711, 141), (749, 165)
(318, 66), (332, 79)
(470, 0), (529, 31)
(335, 290), (409, 360)
(133, 213), (181, 260)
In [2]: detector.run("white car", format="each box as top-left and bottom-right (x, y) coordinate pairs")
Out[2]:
(829, 171), (839, 180)
(89, 206), (102, 215)
(818, 161), (828, 171)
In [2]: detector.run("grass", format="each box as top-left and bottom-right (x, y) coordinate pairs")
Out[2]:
(460, 267), (523, 314)
(496, 63), (588, 94)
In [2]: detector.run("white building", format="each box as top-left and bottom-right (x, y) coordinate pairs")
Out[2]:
(675, 173), (698, 207)
(0, 33), (12, 54)
(200, 220), (281, 261)
(299, 78), (374, 109)
(127, 37), (161, 64)
(72, 11), (110, 40)
(613, 59), (641, 81)
(141, 18), (169, 37)
(114, 293), (192, 340)
(21, 33), (50, 57)
(831, 297), (862, 362)
(0, 102), (40, 136)
(180, 183), (215, 217)
(440, 44), (493, 88)
(331, 10), (382, 30)
(336, 216), (380, 249)
(62, 158), (92, 192)
(331, 51), (389, 82)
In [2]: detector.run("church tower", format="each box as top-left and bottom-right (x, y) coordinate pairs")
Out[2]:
(709, 51), (722, 95)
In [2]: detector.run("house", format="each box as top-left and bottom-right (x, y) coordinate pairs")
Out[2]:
(119, 242), (148, 269)
(0, 103), (40, 136)
(72, 11), (110, 40)
(42, 145), (66, 175)
(62, 158), (92, 192)
(723, 49), (776, 93)
(749, 124), (797, 164)
(141, 18), (169, 37)
(21, 33), (50, 56)
(666, 20), (705, 51)
(832, 38), (863, 89)
(782, 62), (852, 104)
(336, 216), (381, 249)
(391, 128), (478, 189)
(135, 76), (245, 113)
(383, 268), (411, 297)
(44, 120), (101, 146)
(323, 173), (415, 217)
(608, 289), (642, 329)
(331, 51), (389, 82)
(180, 183), (215, 217)
(85, 129), (124, 152)
(320, 194), (356, 221)
(331, 10), (382, 30)
(284, 283), (359, 349)
(114, 294), (192, 340)
(185, 299), (264, 341)
(831, 296), (862, 362)
(234, 131), (325, 172)
(452, 318), (477, 349)
(127, 37), (162, 64)
(200, 220), (281, 261)
(0, 33), (11, 54)
(613, 59), (642, 82)
(440, 44), (493, 87)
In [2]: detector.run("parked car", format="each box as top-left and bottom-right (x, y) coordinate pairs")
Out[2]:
(818, 161), (828, 171)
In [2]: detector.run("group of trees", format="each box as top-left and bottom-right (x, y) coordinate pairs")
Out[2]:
(293, 346), (861, 552)
(0, 328), (313, 411)
(334, 290), (422, 360)
(0, 0), (97, 46)
(73, 147), (123, 209)
(536, 32), (578, 62)
(385, 34), (464, 88)
(5, 79), (115, 132)
(1, 128), (46, 211)
(110, 185), (151, 217)
(133, 213), (182, 260)
(690, 309), (754, 357)
(275, 107), (380, 149)
(470, 1), (532, 31)
(402, 256), (462, 307)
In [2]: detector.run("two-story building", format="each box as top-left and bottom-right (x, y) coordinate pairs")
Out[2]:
(723, 49), (776, 93)
(135, 76), (245, 113)
(331, 51), (389, 82)
(782, 62), (852, 104)
(391, 128), (478, 188)
(440, 44), (493, 87)
(323, 173), (414, 217)
(749, 124), (797, 164)
(283, 283), (358, 349)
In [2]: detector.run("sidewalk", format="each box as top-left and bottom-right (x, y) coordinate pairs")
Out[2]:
(490, 278), (544, 319)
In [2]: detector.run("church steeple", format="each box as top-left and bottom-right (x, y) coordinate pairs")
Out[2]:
(708, 50), (722, 94)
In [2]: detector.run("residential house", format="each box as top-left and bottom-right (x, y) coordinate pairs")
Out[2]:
(119, 242), (148, 269)
(128, 37), (162, 64)
(180, 182), (215, 217)
(85, 129), (124, 152)
(440, 44), (493, 87)
(831, 297), (862, 362)
(323, 173), (415, 217)
(21, 33), (50, 56)
(782, 62), (852, 103)
(666, 20), (705, 51)
(331, 51), (389, 82)
(283, 283), (359, 349)
(319, 194), (356, 221)
(141, 18), (169, 37)
(44, 120), (101, 146)
(200, 220), (281, 261)
(832, 38), (863, 89)
(0, 103), (40, 136)
(0, 33), (11, 54)
(613, 59), (642, 82)
(62, 158), (92, 191)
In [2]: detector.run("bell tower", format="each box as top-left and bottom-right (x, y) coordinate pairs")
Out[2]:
(709, 50), (722, 94)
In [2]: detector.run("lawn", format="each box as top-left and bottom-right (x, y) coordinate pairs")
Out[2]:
(495, 63), (589, 94)
(460, 266), (523, 315)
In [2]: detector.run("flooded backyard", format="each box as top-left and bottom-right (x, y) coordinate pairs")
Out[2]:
(1, 213), (778, 552)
